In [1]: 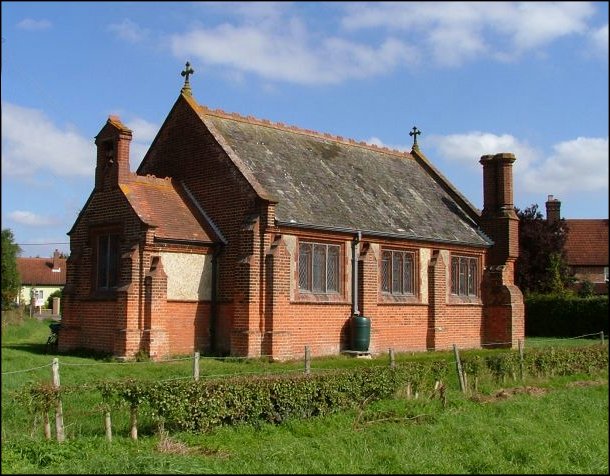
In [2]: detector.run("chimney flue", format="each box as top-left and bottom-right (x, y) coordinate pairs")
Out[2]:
(546, 195), (561, 225)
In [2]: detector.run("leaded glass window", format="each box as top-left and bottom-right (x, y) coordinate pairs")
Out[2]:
(299, 242), (340, 294)
(450, 256), (478, 297)
(381, 250), (415, 295)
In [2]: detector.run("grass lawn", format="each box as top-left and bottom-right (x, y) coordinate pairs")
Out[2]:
(2, 314), (608, 474)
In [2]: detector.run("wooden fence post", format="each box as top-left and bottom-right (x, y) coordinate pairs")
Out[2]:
(518, 339), (525, 383)
(105, 411), (112, 442)
(43, 411), (51, 440)
(130, 407), (138, 440)
(51, 358), (65, 442)
(452, 345), (466, 394)
(601, 331), (605, 345)
(304, 346), (311, 374)
(389, 348), (396, 368)
(193, 351), (200, 381)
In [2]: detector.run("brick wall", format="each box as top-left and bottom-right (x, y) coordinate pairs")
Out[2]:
(64, 96), (525, 360)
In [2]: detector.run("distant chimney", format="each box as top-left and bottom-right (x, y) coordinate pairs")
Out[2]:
(94, 115), (133, 190)
(52, 249), (60, 269)
(545, 195), (561, 225)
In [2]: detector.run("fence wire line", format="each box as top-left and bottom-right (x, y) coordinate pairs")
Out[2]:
(60, 356), (192, 366)
(4, 331), (604, 377)
(564, 332), (604, 340)
(1, 363), (52, 375)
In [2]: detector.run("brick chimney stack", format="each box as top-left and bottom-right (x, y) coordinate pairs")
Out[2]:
(479, 153), (519, 266)
(94, 115), (133, 190)
(545, 195), (561, 225)
(52, 249), (61, 270)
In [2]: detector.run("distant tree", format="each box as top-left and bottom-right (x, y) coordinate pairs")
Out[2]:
(546, 252), (573, 296)
(577, 279), (595, 298)
(46, 289), (62, 310)
(1, 229), (22, 309)
(515, 204), (570, 295)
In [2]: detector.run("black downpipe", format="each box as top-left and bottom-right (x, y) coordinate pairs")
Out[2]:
(351, 231), (362, 316)
(209, 244), (224, 354)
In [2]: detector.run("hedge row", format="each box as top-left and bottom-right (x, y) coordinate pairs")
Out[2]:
(107, 361), (450, 433)
(525, 294), (608, 337)
(20, 345), (608, 435)
(102, 345), (608, 433)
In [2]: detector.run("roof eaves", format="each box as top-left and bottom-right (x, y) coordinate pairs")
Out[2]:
(410, 147), (482, 224)
(276, 220), (492, 248)
(67, 189), (95, 236)
(181, 94), (277, 204)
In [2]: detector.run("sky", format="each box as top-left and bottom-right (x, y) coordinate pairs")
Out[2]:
(2, 1), (608, 259)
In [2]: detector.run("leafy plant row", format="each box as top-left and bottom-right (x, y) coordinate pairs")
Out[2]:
(17, 345), (608, 435)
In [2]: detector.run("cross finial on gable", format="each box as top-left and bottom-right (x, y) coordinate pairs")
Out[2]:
(181, 61), (195, 96)
(409, 126), (421, 149)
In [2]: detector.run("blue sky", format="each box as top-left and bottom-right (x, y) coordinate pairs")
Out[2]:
(2, 1), (608, 258)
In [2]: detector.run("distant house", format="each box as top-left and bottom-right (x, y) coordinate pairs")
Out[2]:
(16, 250), (67, 308)
(546, 195), (609, 294)
(59, 69), (524, 361)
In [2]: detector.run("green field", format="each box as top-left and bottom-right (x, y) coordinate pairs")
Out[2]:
(2, 313), (608, 474)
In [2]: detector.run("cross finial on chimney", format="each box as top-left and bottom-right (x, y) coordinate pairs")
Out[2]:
(181, 61), (195, 95)
(409, 126), (421, 149)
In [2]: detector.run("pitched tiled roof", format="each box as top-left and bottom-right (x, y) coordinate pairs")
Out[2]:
(120, 175), (216, 243)
(17, 257), (66, 286)
(196, 105), (490, 247)
(564, 219), (609, 266)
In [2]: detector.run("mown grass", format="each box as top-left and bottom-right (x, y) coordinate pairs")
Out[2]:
(2, 313), (608, 474)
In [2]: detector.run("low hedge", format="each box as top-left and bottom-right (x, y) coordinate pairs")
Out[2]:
(18, 345), (608, 436)
(118, 364), (447, 433)
(525, 294), (608, 337)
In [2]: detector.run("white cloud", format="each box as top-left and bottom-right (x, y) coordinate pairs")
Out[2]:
(504, 2), (593, 51)
(523, 137), (609, 194)
(108, 19), (149, 43)
(365, 136), (409, 152)
(588, 24), (609, 57)
(126, 118), (159, 143)
(125, 117), (158, 170)
(341, 2), (596, 65)
(16, 18), (52, 31)
(427, 131), (538, 173)
(427, 131), (608, 200)
(1, 102), (94, 177)
(169, 21), (416, 85)
(8, 210), (57, 227)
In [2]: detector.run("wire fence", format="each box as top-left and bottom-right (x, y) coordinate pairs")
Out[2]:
(2, 331), (606, 444)
(3, 331), (605, 381)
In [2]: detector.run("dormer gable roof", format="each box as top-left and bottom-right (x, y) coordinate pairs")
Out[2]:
(120, 174), (219, 244)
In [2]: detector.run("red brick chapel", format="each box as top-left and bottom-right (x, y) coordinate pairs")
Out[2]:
(59, 63), (524, 360)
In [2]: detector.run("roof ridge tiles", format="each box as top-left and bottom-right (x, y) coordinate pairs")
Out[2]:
(131, 173), (173, 186)
(198, 104), (411, 158)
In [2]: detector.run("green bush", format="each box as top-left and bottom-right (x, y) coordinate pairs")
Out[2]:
(45, 290), (62, 311)
(34, 345), (602, 435)
(525, 294), (608, 337)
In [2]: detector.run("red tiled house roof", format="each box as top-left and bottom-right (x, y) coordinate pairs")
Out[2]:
(17, 254), (67, 286)
(564, 219), (609, 266)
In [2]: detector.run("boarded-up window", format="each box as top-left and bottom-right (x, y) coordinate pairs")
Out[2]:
(299, 242), (340, 294)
